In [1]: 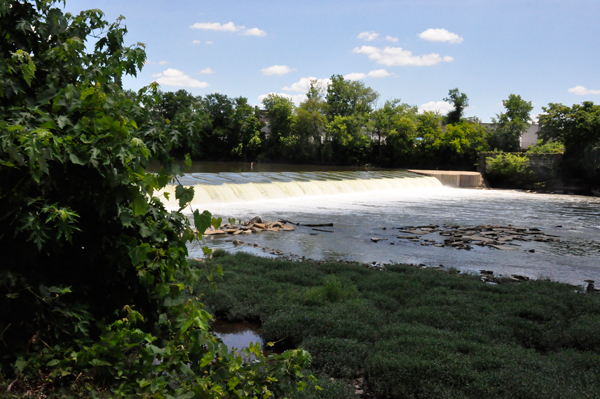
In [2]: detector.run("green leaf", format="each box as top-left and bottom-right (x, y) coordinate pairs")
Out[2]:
(132, 193), (148, 216)
(211, 217), (222, 230)
(69, 153), (85, 165)
(175, 185), (194, 209)
(193, 210), (212, 236)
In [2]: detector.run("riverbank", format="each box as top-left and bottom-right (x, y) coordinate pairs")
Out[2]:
(192, 252), (600, 399)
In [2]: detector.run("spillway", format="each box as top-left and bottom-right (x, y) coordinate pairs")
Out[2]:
(160, 170), (443, 208)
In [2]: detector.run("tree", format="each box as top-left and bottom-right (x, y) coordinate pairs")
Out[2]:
(488, 94), (533, 151)
(369, 99), (418, 166)
(262, 94), (296, 160)
(294, 80), (328, 161)
(538, 101), (600, 182)
(443, 88), (469, 124)
(326, 74), (379, 119)
(0, 1), (312, 396)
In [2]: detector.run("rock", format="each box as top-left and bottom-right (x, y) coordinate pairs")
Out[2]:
(232, 239), (243, 246)
(248, 216), (262, 224)
(204, 229), (227, 235)
(511, 274), (529, 281)
(266, 227), (281, 232)
(251, 227), (263, 233)
(488, 244), (519, 250)
(254, 223), (266, 229)
(271, 221), (283, 228)
(371, 237), (387, 242)
(253, 243), (259, 247)
(282, 224), (296, 231)
(528, 249), (535, 253)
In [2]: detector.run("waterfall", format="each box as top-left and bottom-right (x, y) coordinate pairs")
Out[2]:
(159, 171), (443, 207)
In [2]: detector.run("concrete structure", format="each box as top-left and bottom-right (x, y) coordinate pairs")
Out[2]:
(408, 170), (483, 188)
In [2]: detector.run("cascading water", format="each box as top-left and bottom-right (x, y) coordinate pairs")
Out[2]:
(161, 171), (442, 208)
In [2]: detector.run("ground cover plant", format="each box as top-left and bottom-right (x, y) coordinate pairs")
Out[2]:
(195, 252), (600, 399)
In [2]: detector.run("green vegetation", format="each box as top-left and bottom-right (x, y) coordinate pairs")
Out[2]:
(485, 153), (534, 187)
(526, 139), (565, 154)
(488, 94), (534, 152)
(154, 79), (491, 169)
(538, 101), (600, 186)
(0, 1), (313, 397)
(195, 253), (600, 399)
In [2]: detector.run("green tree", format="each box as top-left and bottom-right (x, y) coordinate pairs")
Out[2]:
(369, 99), (418, 166)
(262, 93), (296, 160)
(538, 101), (600, 182)
(201, 92), (236, 160)
(488, 94), (534, 151)
(294, 80), (328, 161)
(326, 74), (379, 119)
(0, 1), (312, 396)
(152, 90), (210, 158)
(416, 119), (489, 168)
(230, 97), (263, 160)
(443, 88), (469, 125)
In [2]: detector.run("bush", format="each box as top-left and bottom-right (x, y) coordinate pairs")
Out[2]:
(485, 152), (533, 187)
(0, 1), (312, 396)
(526, 139), (565, 154)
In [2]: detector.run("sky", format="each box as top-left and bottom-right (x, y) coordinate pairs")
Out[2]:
(64, 0), (600, 122)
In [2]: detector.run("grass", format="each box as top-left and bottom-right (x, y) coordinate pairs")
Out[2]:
(191, 252), (600, 399)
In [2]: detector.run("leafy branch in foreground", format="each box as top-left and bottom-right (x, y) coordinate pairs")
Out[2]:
(0, 1), (313, 397)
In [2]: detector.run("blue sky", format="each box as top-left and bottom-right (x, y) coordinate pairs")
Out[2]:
(65, 0), (600, 122)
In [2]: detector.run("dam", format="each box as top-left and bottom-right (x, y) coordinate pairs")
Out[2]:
(163, 170), (443, 207)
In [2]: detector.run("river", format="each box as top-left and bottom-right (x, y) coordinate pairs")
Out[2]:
(159, 162), (600, 286)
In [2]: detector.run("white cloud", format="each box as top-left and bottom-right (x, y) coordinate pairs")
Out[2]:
(261, 65), (296, 76)
(367, 69), (391, 78)
(190, 22), (266, 37)
(357, 31), (379, 41)
(568, 85), (600, 95)
(158, 60), (169, 65)
(418, 101), (454, 114)
(244, 27), (267, 37)
(199, 67), (215, 74)
(191, 22), (241, 32)
(257, 92), (307, 105)
(206, 41), (214, 45)
(385, 35), (399, 43)
(353, 45), (453, 66)
(283, 77), (332, 93)
(344, 72), (367, 81)
(192, 40), (201, 44)
(152, 69), (209, 89)
(418, 28), (463, 44)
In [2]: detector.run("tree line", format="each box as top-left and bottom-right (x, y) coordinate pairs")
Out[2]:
(153, 79), (599, 182)
(151, 79), (534, 170)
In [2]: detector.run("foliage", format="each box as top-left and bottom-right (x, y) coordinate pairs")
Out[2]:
(0, 1), (313, 396)
(538, 101), (600, 183)
(326, 74), (379, 119)
(526, 139), (565, 154)
(488, 94), (534, 152)
(198, 253), (600, 399)
(485, 152), (533, 186)
(416, 120), (490, 169)
(443, 88), (469, 124)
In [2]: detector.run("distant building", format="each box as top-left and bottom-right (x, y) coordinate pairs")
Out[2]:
(481, 123), (539, 150)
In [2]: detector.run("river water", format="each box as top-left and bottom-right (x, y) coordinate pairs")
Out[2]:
(161, 163), (600, 287)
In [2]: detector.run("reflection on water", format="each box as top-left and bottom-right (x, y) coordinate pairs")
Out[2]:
(212, 320), (263, 361)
